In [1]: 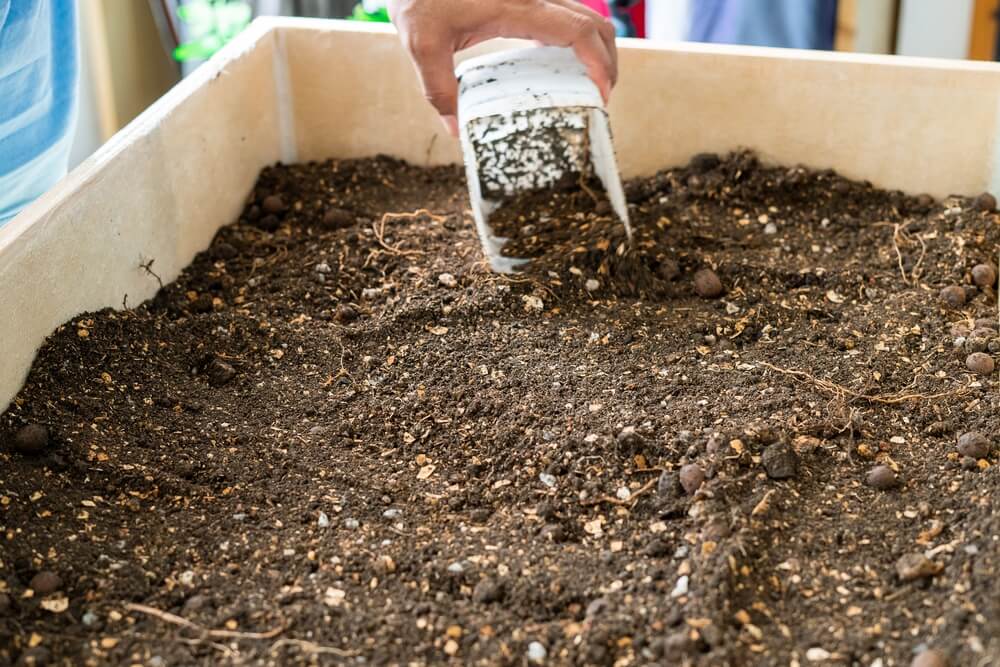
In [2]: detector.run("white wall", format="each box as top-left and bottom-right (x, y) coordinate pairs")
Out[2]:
(69, 0), (105, 168)
(853, 0), (897, 54)
(897, 0), (975, 58)
(646, 0), (690, 43)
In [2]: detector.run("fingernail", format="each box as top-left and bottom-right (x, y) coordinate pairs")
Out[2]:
(440, 115), (459, 137)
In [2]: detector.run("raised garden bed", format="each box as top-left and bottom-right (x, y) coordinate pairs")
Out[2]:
(1, 149), (998, 665)
(3, 19), (1000, 667)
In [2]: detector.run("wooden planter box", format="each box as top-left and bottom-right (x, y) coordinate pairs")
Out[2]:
(3, 18), (1000, 411)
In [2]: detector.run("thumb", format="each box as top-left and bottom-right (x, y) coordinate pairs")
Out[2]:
(407, 37), (460, 136)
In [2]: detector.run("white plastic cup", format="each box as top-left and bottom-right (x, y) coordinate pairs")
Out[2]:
(456, 46), (630, 273)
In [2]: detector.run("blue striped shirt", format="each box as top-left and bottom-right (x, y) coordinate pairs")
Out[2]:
(0, 0), (78, 225)
(689, 0), (838, 51)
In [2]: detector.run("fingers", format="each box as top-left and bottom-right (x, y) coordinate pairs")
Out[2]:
(404, 33), (461, 135)
(389, 0), (618, 133)
(546, 0), (618, 82)
(499, 1), (618, 102)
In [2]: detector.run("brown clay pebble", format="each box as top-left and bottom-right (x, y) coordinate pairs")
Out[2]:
(656, 470), (679, 499)
(211, 242), (238, 260)
(693, 268), (724, 299)
(257, 214), (280, 232)
(939, 286), (966, 308)
(690, 152), (720, 172)
(192, 293), (214, 314)
(761, 444), (799, 480)
(957, 431), (990, 459)
(678, 464), (705, 495)
(866, 465), (899, 490)
(643, 537), (670, 557)
(971, 262), (997, 288)
(973, 192), (996, 212)
(322, 207), (354, 229)
(13, 424), (49, 455)
(206, 359), (237, 387)
(29, 571), (62, 595)
(472, 578), (502, 604)
(911, 649), (950, 667)
(657, 259), (680, 282)
(262, 194), (287, 215)
(966, 352), (995, 375)
(334, 304), (359, 324)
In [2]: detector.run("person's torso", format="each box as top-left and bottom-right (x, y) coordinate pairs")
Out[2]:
(0, 0), (78, 222)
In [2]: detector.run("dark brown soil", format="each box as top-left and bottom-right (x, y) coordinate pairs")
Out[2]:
(2, 152), (999, 667)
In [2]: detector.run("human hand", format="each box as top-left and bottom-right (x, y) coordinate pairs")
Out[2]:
(388, 0), (618, 136)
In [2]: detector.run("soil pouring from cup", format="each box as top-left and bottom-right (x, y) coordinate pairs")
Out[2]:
(456, 47), (631, 273)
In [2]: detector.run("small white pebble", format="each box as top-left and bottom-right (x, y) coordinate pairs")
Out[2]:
(585, 279), (600, 292)
(438, 273), (457, 288)
(671, 575), (689, 598)
(527, 641), (547, 664)
(314, 262), (331, 274)
(382, 509), (402, 519)
(317, 512), (330, 528)
(539, 473), (557, 488)
(616, 487), (631, 501)
(344, 518), (360, 530)
(764, 222), (777, 235)
(522, 295), (544, 312)
(447, 562), (465, 574)
(806, 648), (831, 662)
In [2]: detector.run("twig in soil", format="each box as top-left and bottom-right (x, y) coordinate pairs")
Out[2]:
(270, 638), (360, 658)
(751, 489), (776, 517)
(755, 362), (967, 405)
(126, 603), (283, 640)
(372, 209), (445, 256)
(139, 258), (164, 289)
(133, 632), (234, 657)
(578, 172), (599, 204)
(582, 478), (656, 508)
(877, 221), (927, 284)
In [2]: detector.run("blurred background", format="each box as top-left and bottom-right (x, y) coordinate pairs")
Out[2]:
(72, 0), (1000, 168)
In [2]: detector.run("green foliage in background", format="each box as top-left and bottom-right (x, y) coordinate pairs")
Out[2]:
(349, 4), (390, 22)
(174, 0), (253, 62)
